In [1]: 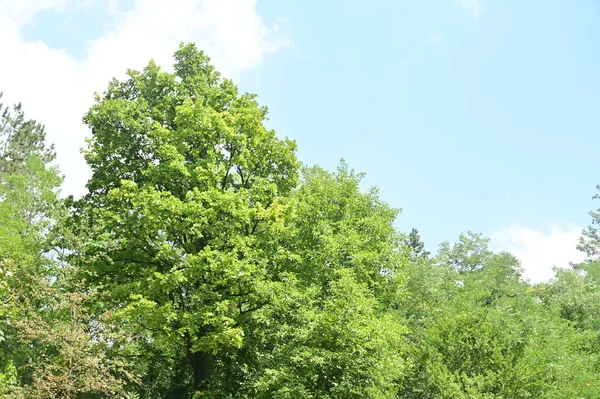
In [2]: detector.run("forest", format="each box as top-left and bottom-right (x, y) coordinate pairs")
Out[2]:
(2, 43), (600, 398)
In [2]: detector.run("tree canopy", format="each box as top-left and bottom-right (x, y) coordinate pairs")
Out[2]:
(2, 43), (600, 398)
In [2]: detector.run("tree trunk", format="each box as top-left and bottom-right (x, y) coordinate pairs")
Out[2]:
(188, 348), (214, 393)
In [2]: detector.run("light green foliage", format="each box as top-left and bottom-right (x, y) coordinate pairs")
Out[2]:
(288, 164), (404, 294)
(72, 46), (408, 396)
(0, 95), (62, 395)
(418, 296), (600, 398)
(0, 93), (62, 305)
(538, 262), (600, 367)
(0, 95), (134, 398)
(242, 165), (408, 398)
(539, 265), (600, 330)
(398, 233), (600, 398)
(0, 361), (17, 397)
(436, 231), (493, 273)
(253, 270), (406, 399)
(71, 43), (300, 396)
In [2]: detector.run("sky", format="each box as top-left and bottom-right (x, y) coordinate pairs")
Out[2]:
(1, 0), (599, 283)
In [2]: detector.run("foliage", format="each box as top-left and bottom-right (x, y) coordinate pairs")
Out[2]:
(0, 95), (134, 398)
(404, 228), (430, 260)
(242, 165), (408, 398)
(398, 234), (600, 399)
(4, 43), (600, 398)
(69, 43), (301, 396)
(578, 186), (600, 260)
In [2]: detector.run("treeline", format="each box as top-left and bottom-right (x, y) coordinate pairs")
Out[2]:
(2, 43), (600, 398)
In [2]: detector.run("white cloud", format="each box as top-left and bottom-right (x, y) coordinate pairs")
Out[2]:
(0, 0), (288, 196)
(460, 0), (483, 18)
(491, 224), (585, 284)
(423, 33), (442, 44)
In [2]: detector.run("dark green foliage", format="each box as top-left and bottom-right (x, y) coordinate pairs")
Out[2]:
(0, 93), (56, 173)
(405, 228), (430, 260)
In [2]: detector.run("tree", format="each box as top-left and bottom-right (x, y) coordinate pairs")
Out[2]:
(251, 269), (406, 399)
(0, 95), (135, 398)
(398, 233), (600, 399)
(436, 231), (493, 273)
(538, 262), (600, 338)
(0, 93), (63, 395)
(9, 40), (600, 398)
(0, 93), (55, 174)
(70, 43), (300, 396)
(578, 186), (600, 260)
(405, 228), (430, 260)
(241, 164), (409, 397)
(69, 43), (413, 394)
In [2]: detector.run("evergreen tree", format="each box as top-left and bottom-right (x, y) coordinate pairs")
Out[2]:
(0, 93), (55, 173)
(405, 228), (431, 260)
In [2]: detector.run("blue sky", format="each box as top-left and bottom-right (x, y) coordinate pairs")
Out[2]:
(2, 0), (599, 281)
(243, 0), (600, 241)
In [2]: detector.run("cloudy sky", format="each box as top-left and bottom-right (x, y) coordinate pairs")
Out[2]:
(2, 0), (599, 282)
